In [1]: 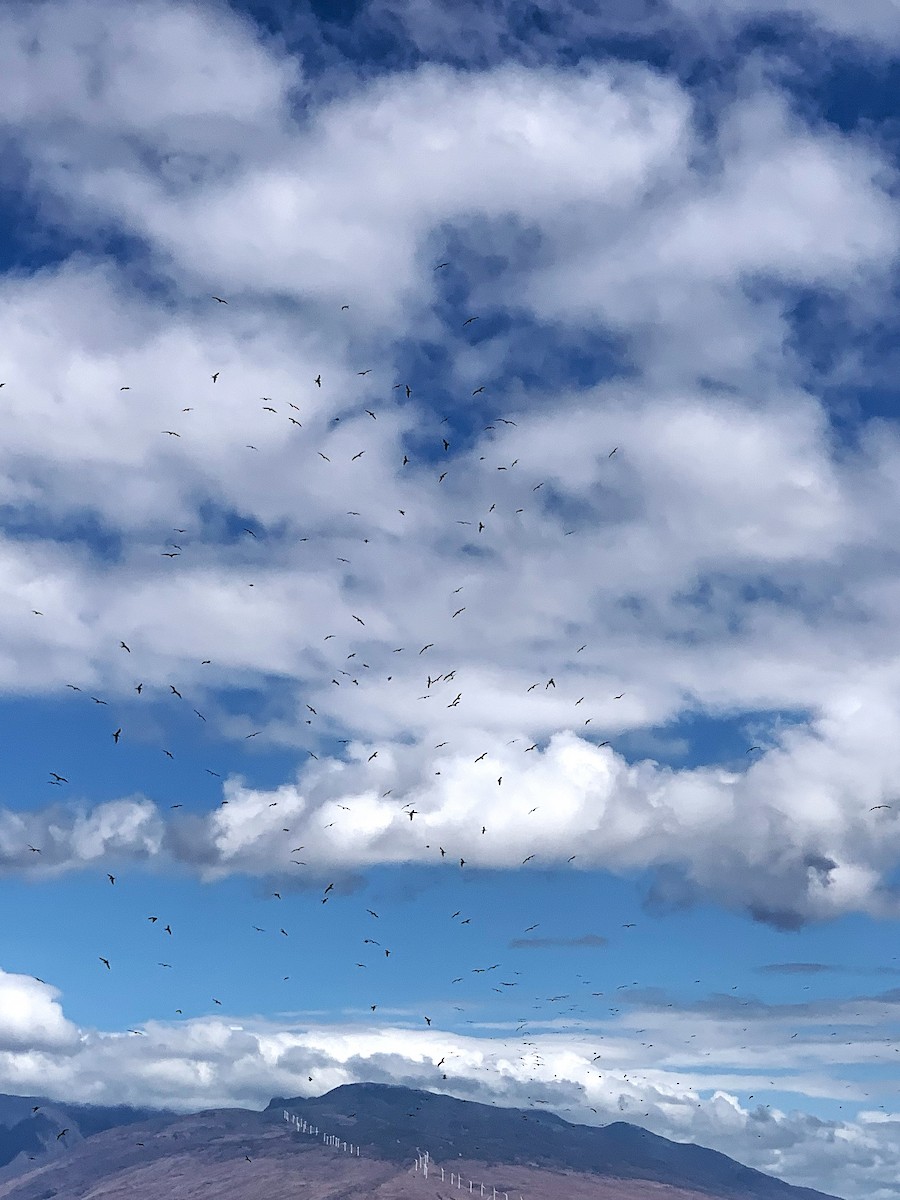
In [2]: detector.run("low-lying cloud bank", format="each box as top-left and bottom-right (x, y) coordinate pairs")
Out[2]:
(0, 966), (897, 1200)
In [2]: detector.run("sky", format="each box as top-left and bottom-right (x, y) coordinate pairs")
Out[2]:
(0, 0), (899, 1197)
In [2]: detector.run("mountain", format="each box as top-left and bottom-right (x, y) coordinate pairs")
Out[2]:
(0, 1094), (175, 1174)
(270, 1083), (844, 1200)
(0, 1082), (845, 1200)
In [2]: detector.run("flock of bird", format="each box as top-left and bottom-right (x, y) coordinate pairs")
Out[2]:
(15, 262), (863, 1158)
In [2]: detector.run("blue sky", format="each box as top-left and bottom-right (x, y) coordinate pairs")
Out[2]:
(0, 0), (899, 1197)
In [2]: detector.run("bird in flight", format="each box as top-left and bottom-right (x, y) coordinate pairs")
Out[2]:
(120, 641), (130, 652)
(314, 375), (322, 387)
(212, 296), (228, 303)
(211, 372), (219, 382)
(463, 316), (479, 326)
(99, 957), (111, 969)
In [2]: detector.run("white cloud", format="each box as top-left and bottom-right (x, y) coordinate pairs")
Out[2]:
(0, 25), (895, 929)
(3, 54), (691, 324)
(0, 970), (80, 1052)
(365, 0), (900, 58)
(669, 0), (900, 47)
(0, 0), (297, 131)
(6, 702), (900, 928)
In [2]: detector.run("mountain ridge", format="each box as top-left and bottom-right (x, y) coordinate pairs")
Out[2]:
(271, 1082), (844, 1200)
(0, 1082), (845, 1200)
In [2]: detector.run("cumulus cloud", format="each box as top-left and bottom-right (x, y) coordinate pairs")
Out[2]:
(5, 710), (900, 927)
(5, 0), (900, 928)
(0, 970), (79, 1053)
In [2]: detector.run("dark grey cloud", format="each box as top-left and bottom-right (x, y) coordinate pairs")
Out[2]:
(757, 962), (900, 977)
(756, 962), (836, 975)
(509, 934), (608, 949)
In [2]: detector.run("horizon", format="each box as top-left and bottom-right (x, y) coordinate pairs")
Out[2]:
(0, 2), (899, 1199)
